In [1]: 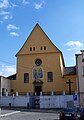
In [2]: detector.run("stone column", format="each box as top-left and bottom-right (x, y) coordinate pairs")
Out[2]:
(6, 91), (8, 96)
(0, 92), (2, 96)
(16, 91), (18, 96)
(63, 91), (65, 95)
(35, 92), (37, 96)
(40, 91), (42, 96)
(75, 91), (78, 95)
(27, 92), (30, 97)
(51, 91), (54, 96)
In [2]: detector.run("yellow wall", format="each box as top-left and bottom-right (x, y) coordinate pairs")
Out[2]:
(63, 75), (77, 93)
(11, 24), (77, 95)
(12, 53), (64, 93)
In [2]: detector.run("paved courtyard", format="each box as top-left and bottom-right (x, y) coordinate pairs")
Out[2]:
(0, 109), (59, 120)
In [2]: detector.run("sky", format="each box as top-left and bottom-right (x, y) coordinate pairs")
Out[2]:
(0, 0), (84, 77)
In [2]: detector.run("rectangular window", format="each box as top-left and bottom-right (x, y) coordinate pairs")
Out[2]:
(40, 46), (42, 50)
(11, 89), (14, 92)
(82, 59), (84, 62)
(44, 46), (46, 50)
(83, 66), (84, 76)
(33, 47), (35, 51)
(24, 73), (29, 83)
(30, 47), (32, 51)
(47, 72), (53, 82)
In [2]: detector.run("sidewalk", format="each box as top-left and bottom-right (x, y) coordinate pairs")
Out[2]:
(1, 106), (61, 113)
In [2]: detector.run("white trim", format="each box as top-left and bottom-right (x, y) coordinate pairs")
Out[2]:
(0, 111), (20, 117)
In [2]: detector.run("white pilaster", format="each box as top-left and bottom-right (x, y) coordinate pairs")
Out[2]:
(6, 92), (8, 96)
(27, 92), (30, 96)
(16, 91), (18, 96)
(40, 91), (42, 96)
(51, 91), (54, 96)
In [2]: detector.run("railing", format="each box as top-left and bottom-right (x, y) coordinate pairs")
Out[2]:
(0, 91), (76, 96)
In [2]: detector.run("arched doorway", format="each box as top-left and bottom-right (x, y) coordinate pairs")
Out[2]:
(33, 79), (43, 96)
(34, 85), (42, 96)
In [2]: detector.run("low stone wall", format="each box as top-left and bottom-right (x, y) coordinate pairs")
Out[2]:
(40, 95), (79, 108)
(0, 94), (79, 109)
(0, 96), (29, 107)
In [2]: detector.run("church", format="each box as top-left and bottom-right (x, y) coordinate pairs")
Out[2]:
(8, 23), (77, 96)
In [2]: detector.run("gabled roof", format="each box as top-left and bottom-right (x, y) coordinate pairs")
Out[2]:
(0, 76), (6, 79)
(16, 23), (61, 55)
(15, 23), (65, 66)
(6, 74), (16, 80)
(64, 66), (76, 75)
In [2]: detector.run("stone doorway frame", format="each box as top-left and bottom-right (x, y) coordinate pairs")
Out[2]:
(33, 79), (43, 96)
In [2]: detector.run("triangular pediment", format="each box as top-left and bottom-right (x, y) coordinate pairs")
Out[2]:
(16, 23), (61, 56)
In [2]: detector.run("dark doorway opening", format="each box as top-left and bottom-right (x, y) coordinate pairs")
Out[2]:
(2, 88), (5, 96)
(35, 86), (42, 96)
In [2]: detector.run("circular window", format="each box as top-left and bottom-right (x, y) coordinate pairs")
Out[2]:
(35, 59), (42, 66)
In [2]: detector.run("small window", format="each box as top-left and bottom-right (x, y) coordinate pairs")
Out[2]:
(82, 59), (84, 62)
(41, 46), (42, 50)
(44, 46), (46, 50)
(2, 88), (5, 96)
(24, 73), (29, 83)
(33, 47), (35, 51)
(30, 47), (32, 51)
(11, 89), (14, 92)
(47, 72), (53, 82)
(83, 66), (84, 76)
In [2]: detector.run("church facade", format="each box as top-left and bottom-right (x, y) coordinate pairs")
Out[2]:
(9, 23), (77, 96)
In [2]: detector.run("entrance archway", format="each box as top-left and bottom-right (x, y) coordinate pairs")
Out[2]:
(35, 85), (42, 96)
(33, 79), (43, 96)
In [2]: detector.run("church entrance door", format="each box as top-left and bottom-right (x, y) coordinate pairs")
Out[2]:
(33, 79), (43, 96)
(35, 85), (42, 96)
(33, 80), (43, 108)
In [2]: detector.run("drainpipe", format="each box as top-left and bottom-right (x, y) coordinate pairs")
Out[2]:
(76, 54), (80, 108)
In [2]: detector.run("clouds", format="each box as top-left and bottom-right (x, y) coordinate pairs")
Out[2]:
(22, 0), (30, 5)
(0, 0), (46, 11)
(0, 10), (12, 20)
(0, 0), (46, 20)
(0, 1), (13, 21)
(0, 20), (3, 23)
(0, 0), (46, 36)
(10, 32), (19, 37)
(6, 24), (20, 37)
(0, 0), (17, 9)
(34, 1), (45, 10)
(64, 40), (84, 65)
(22, 0), (46, 10)
(0, 0), (9, 9)
(0, 64), (16, 77)
(65, 40), (83, 52)
(0, 10), (9, 15)
(7, 24), (19, 31)
(65, 41), (83, 48)
(0, 0), (46, 25)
